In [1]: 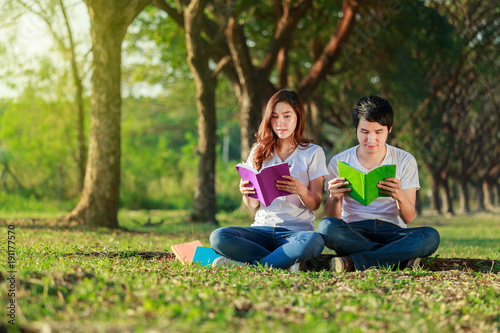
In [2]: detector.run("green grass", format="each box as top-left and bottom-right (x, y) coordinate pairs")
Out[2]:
(1, 209), (499, 332)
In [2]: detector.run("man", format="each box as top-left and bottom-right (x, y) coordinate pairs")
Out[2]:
(318, 95), (440, 272)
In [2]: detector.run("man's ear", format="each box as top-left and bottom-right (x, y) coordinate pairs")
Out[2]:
(388, 127), (392, 133)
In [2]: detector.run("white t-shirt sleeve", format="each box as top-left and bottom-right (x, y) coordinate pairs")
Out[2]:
(398, 153), (420, 190)
(308, 146), (329, 181)
(325, 158), (338, 191)
(324, 147), (354, 191)
(245, 145), (257, 168)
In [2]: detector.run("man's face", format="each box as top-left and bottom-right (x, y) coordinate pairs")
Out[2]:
(356, 119), (390, 155)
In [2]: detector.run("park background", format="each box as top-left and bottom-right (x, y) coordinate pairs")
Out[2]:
(0, 0), (498, 225)
(0, 0), (499, 332)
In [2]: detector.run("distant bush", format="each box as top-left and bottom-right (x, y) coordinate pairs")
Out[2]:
(0, 192), (75, 213)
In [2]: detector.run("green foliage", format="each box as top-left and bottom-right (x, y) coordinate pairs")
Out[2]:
(123, 5), (190, 96)
(0, 89), (82, 199)
(0, 192), (75, 214)
(0, 75), (243, 212)
(120, 93), (197, 209)
(119, 81), (241, 211)
(0, 0), (498, 217)
(215, 160), (243, 212)
(372, 0), (458, 99)
(0, 211), (499, 332)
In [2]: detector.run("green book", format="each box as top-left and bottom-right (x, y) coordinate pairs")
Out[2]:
(338, 161), (396, 206)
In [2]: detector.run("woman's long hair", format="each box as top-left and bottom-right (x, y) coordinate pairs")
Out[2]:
(253, 89), (312, 170)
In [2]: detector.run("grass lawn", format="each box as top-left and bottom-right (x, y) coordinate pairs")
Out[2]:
(1, 209), (499, 332)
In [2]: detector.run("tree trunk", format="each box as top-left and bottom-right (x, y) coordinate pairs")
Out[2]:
(457, 180), (470, 214)
(477, 181), (486, 212)
(65, 0), (150, 228)
(482, 178), (493, 211)
(185, 0), (218, 224)
(415, 189), (422, 216)
(305, 96), (323, 145)
(487, 178), (496, 207)
(58, 0), (87, 191)
(236, 90), (268, 161)
(225, 17), (272, 161)
(429, 172), (441, 215)
(75, 76), (87, 191)
(439, 173), (454, 216)
(495, 179), (500, 207)
(191, 81), (217, 224)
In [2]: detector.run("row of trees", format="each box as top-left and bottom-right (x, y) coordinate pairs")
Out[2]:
(1, 0), (498, 227)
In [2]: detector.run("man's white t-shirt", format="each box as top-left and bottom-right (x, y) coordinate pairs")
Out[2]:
(325, 144), (419, 228)
(246, 143), (328, 231)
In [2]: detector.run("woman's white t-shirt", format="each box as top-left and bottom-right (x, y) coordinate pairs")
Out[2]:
(246, 143), (328, 231)
(325, 144), (420, 228)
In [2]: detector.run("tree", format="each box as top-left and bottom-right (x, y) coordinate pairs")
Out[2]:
(224, 0), (360, 159)
(184, 0), (229, 224)
(5, 0), (90, 190)
(58, 0), (88, 190)
(65, 0), (150, 228)
(408, 1), (500, 214)
(151, 0), (360, 221)
(346, 0), (500, 214)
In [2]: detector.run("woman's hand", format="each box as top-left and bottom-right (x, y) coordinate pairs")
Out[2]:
(240, 179), (259, 209)
(276, 175), (323, 211)
(275, 175), (307, 196)
(240, 180), (256, 197)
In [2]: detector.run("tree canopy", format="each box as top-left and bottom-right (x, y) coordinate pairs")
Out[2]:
(0, 0), (498, 226)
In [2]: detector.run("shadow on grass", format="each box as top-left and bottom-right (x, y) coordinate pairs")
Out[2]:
(0, 216), (218, 237)
(301, 255), (499, 273)
(56, 251), (499, 273)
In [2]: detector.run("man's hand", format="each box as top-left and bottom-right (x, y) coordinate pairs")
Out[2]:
(377, 177), (405, 202)
(327, 177), (351, 199)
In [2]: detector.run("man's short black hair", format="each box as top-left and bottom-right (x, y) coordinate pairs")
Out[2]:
(352, 96), (394, 130)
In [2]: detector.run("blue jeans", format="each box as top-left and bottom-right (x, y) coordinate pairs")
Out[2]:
(317, 217), (440, 270)
(209, 226), (325, 269)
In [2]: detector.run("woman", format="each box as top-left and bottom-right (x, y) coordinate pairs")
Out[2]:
(210, 89), (328, 271)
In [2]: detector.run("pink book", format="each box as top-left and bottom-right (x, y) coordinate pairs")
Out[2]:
(235, 162), (291, 206)
(170, 240), (203, 264)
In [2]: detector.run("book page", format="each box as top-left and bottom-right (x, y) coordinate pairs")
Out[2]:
(235, 164), (265, 204)
(365, 164), (396, 205)
(258, 162), (291, 206)
(235, 162), (291, 206)
(338, 161), (366, 205)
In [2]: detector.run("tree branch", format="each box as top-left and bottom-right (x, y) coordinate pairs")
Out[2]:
(298, 0), (360, 100)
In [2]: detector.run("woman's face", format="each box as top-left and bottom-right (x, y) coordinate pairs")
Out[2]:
(271, 102), (298, 141)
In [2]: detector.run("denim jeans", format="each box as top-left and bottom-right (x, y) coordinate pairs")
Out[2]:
(209, 226), (325, 269)
(317, 217), (440, 270)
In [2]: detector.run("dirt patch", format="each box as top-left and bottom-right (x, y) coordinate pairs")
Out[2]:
(420, 257), (498, 272)
(300, 254), (498, 273)
(60, 251), (498, 273)
(61, 250), (175, 260)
